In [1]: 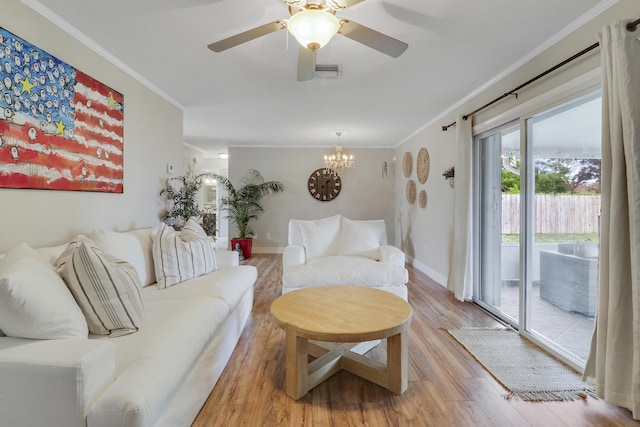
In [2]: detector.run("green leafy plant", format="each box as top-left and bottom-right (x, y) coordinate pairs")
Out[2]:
(159, 173), (206, 230)
(207, 169), (284, 239)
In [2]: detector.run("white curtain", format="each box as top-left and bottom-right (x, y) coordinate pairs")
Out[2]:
(583, 21), (640, 419)
(447, 115), (473, 301)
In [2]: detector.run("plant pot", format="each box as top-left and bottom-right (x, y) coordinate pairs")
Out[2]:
(230, 237), (253, 259)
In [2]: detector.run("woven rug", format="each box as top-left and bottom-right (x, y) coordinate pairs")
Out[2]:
(447, 327), (595, 401)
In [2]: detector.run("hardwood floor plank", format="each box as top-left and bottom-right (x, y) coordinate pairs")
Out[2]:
(192, 254), (638, 426)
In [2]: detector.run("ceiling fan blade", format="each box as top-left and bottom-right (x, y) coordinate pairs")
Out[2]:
(328, 0), (367, 10)
(297, 45), (316, 81)
(283, 0), (306, 7)
(207, 20), (286, 52)
(338, 20), (408, 58)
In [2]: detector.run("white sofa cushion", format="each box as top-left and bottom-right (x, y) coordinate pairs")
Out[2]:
(88, 296), (232, 427)
(338, 218), (387, 259)
(0, 243), (87, 339)
(56, 236), (145, 337)
(282, 255), (409, 289)
(298, 214), (342, 259)
(91, 228), (156, 287)
(127, 228), (157, 286)
(143, 265), (258, 311)
(153, 220), (218, 289)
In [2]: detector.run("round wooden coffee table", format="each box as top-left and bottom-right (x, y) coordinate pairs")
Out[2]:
(271, 285), (412, 399)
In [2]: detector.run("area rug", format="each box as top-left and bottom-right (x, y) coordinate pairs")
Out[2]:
(447, 327), (595, 401)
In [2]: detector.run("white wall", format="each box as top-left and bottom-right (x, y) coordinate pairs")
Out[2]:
(395, 126), (456, 285)
(228, 147), (396, 250)
(395, 0), (640, 286)
(0, 1), (184, 252)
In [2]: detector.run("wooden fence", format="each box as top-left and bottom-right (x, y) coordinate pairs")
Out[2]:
(502, 194), (601, 234)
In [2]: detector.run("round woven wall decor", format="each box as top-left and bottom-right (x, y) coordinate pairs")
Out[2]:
(406, 179), (416, 204)
(416, 147), (430, 184)
(402, 152), (413, 178)
(418, 190), (427, 208)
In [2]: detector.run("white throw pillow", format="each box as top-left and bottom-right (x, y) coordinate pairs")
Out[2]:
(338, 218), (387, 260)
(56, 235), (145, 337)
(152, 219), (218, 289)
(0, 243), (88, 339)
(299, 215), (342, 259)
(91, 228), (151, 286)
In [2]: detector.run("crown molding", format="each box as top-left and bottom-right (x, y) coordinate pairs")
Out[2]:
(21, 0), (185, 110)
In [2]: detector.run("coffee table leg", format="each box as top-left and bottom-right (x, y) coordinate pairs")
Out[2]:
(285, 326), (309, 399)
(386, 326), (408, 394)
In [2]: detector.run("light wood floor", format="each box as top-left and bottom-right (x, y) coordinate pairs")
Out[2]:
(192, 254), (638, 426)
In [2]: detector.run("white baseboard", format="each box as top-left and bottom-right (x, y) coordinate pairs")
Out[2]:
(406, 256), (447, 288)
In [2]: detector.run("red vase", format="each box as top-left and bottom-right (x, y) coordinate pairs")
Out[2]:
(230, 238), (253, 259)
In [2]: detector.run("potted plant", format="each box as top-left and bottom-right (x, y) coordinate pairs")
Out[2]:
(159, 173), (206, 230)
(207, 169), (284, 258)
(159, 172), (217, 238)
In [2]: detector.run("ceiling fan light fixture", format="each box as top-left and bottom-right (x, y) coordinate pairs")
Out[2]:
(287, 9), (340, 51)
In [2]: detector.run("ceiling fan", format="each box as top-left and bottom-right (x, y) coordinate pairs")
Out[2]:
(207, 0), (408, 81)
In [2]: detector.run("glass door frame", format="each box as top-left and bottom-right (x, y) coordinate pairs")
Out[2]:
(473, 121), (521, 326)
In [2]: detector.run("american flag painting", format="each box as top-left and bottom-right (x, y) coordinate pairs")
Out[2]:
(0, 27), (124, 193)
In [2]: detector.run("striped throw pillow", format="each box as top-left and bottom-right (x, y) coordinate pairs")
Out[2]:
(153, 219), (218, 289)
(55, 235), (144, 337)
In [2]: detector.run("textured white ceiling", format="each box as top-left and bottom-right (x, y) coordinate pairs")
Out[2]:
(26, 0), (608, 154)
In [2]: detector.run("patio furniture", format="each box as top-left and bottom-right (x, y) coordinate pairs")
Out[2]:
(539, 250), (598, 317)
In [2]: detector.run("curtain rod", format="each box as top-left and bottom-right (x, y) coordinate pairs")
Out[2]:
(442, 17), (640, 131)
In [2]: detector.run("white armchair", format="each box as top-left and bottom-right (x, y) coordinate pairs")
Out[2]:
(282, 215), (409, 300)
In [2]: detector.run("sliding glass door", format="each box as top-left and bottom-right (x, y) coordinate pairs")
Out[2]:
(475, 91), (601, 368)
(477, 123), (521, 324)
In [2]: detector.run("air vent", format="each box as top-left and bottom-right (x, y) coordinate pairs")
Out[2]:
(314, 64), (341, 78)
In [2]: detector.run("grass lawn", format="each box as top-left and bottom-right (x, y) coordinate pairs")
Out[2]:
(502, 233), (599, 243)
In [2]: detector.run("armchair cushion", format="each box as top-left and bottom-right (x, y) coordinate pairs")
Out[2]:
(282, 256), (408, 289)
(338, 218), (387, 260)
(298, 214), (341, 259)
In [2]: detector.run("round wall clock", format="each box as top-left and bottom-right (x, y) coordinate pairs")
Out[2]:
(417, 147), (430, 184)
(308, 168), (342, 202)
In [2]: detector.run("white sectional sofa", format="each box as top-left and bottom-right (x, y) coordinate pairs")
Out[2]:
(282, 215), (409, 300)
(0, 225), (257, 427)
